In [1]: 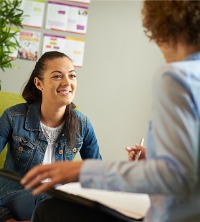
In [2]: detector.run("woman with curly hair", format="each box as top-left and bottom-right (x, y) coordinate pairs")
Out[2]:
(22, 1), (200, 222)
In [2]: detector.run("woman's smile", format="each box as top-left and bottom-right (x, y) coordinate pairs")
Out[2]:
(57, 89), (72, 96)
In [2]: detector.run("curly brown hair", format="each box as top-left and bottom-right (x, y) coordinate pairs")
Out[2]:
(142, 0), (200, 46)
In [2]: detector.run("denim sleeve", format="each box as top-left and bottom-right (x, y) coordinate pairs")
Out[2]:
(79, 116), (102, 160)
(0, 110), (13, 221)
(0, 109), (12, 153)
(0, 205), (13, 222)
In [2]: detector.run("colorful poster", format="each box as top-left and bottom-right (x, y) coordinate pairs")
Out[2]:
(42, 34), (66, 53)
(65, 36), (85, 67)
(46, 1), (88, 34)
(42, 34), (85, 67)
(20, 0), (45, 28)
(17, 30), (41, 61)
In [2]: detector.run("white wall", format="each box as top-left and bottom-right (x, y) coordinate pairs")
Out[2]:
(0, 1), (164, 160)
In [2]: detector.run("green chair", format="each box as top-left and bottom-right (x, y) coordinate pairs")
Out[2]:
(0, 91), (25, 168)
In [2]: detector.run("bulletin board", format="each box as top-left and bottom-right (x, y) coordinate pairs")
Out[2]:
(12, 0), (90, 67)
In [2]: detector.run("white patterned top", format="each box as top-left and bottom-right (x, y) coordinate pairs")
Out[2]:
(41, 121), (65, 164)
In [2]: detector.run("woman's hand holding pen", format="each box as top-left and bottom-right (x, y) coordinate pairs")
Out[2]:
(125, 138), (146, 161)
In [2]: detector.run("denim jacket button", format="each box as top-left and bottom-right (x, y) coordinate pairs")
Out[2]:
(72, 148), (77, 153)
(18, 147), (23, 151)
(59, 150), (63, 154)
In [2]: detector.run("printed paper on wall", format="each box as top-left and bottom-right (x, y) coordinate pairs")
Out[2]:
(46, 1), (88, 34)
(17, 30), (41, 61)
(20, 0), (45, 28)
(42, 34), (85, 67)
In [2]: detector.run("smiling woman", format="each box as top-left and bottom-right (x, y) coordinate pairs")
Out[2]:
(31, 54), (77, 129)
(0, 51), (102, 222)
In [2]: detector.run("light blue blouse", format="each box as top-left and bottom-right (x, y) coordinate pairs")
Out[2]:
(80, 52), (200, 222)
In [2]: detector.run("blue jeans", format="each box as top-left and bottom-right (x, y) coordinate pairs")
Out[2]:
(0, 189), (49, 222)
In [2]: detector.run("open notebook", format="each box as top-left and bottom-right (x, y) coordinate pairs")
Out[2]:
(57, 182), (150, 220)
(0, 169), (150, 221)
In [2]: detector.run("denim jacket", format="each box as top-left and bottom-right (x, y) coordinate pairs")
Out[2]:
(0, 102), (101, 220)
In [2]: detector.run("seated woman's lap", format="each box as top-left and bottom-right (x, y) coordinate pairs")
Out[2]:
(1, 189), (49, 221)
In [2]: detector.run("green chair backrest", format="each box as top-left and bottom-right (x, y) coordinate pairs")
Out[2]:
(0, 91), (25, 168)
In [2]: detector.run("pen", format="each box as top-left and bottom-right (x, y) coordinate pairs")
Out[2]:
(135, 138), (144, 161)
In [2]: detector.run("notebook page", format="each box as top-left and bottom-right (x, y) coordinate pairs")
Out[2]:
(57, 182), (150, 219)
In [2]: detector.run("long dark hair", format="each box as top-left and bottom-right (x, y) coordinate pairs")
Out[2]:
(22, 51), (79, 149)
